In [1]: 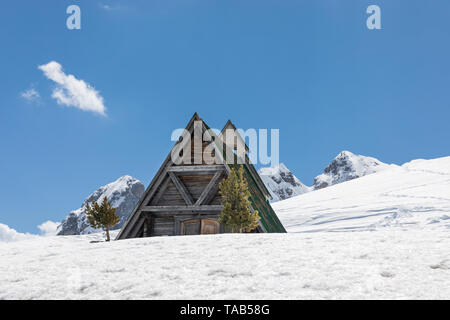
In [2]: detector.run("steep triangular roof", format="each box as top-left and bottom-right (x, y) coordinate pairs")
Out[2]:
(117, 113), (228, 239)
(218, 120), (285, 233)
(219, 120), (272, 200)
(116, 113), (286, 240)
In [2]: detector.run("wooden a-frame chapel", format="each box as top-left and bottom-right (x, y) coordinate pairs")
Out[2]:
(116, 113), (286, 240)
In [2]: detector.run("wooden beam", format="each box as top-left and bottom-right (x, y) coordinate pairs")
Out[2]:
(128, 215), (145, 238)
(146, 212), (219, 218)
(116, 113), (204, 240)
(168, 171), (194, 205)
(150, 176), (171, 205)
(140, 166), (170, 207)
(202, 185), (219, 205)
(143, 217), (148, 237)
(142, 205), (222, 212)
(195, 171), (222, 206)
(167, 165), (225, 173)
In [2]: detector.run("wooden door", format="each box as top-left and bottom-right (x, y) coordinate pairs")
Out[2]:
(181, 219), (201, 235)
(201, 219), (220, 234)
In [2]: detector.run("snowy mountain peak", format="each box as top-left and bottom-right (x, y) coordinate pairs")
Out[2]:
(313, 151), (393, 190)
(85, 175), (141, 208)
(57, 175), (145, 235)
(274, 155), (450, 233)
(258, 163), (311, 202)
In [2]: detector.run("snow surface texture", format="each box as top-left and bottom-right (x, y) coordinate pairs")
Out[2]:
(1, 156), (450, 299)
(57, 176), (145, 235)
(274, 157), (450, 232)
(1, 230), (449, 299)
(258, 163), (311, 202)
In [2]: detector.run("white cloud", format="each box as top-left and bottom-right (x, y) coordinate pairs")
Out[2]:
(38, 61), (107, 116)
(20, 88), (40, 103)
(37, 220), (60, 237)
(99, 3), (125, 11)
(0, 220), (60, 242)
(0, 223), (37, 243)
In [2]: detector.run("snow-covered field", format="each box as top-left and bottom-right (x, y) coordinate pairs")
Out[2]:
(1, 157), (449, 299)
(274, 157), (450, 232)
(1, 229), (449, 299)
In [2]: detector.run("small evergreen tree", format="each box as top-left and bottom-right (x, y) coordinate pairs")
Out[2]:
(85, 196), (119, 241)
(218, 165), (260, 233)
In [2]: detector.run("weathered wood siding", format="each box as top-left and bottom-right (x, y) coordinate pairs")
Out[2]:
(179, 175), (214, 202)
(150, 180), (185, 206)
(152, 216), (175, 236)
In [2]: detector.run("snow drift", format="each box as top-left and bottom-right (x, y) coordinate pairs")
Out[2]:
(1, 229), (449, 299)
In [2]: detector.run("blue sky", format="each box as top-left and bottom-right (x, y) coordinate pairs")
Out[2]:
(1, 0), (450, 233)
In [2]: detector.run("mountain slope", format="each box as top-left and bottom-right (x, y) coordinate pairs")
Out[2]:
(57, 176), (145, 235)
(258, 163), (311, 202)
(273, 156), (450, 233)
(313, 151), (395, 190)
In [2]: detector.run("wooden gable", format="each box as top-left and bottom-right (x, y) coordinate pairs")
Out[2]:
(116, 113), (286, 240)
